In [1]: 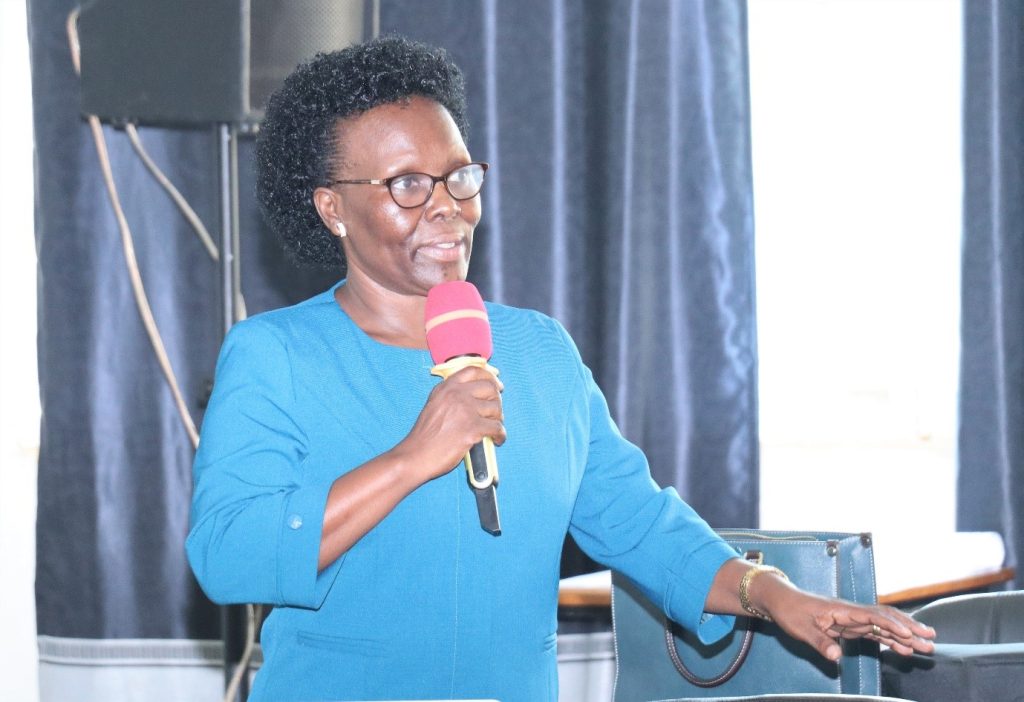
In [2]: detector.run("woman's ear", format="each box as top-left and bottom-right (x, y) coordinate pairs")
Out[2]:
(312, 186), (346, 239)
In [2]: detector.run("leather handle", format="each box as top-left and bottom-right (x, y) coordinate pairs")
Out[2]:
(664, 619), (754, 688)
(663, 550), (762, 688)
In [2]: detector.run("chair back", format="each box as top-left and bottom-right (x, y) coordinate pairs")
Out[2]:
(882, 590), (1024, 701)
(649, 696), (911, 702)
(910, 590), (1024, 643)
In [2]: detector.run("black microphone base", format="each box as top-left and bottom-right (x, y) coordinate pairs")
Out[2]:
(473, 484), (501, 535)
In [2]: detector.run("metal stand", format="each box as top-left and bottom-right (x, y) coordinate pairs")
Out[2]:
(217, 122), (248, 701)
(218, 123), (241, 336)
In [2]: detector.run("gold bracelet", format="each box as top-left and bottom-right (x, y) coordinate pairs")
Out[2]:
(738, 565), (788, 621)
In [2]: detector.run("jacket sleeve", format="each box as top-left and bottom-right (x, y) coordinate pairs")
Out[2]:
(186, 319), (343, 608)
(561, 330), (738, 644)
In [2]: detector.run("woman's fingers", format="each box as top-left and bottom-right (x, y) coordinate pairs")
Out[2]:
(779, 594), (937, 663)
(465, 379), (503, 401)
(430, 365), (506, 442)
(807, 629), (843, 662)
(450, 370), (504, 434)
(863, 623), (919, 655)
(401, 363), (508, 479)
(826, 605), (936, 655)
(843, 607), (936, 653)
(486, 418), (507, 446)
(447, 364), (503, 390)
(826, 622), (873, 639)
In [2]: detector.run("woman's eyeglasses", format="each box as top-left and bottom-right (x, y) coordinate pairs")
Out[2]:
(328, 162), (489, 209)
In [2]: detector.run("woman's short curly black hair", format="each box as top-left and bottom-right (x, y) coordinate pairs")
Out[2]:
(255, 34), (468, 269)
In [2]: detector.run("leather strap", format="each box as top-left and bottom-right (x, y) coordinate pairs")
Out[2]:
(664, 616), (754, 687)
(663, 550), (762, 687)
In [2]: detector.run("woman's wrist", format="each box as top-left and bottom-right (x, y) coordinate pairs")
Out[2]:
(387, 438), (453, 489)
(741, 565), (792, 621)
(382, 442), (427, 491)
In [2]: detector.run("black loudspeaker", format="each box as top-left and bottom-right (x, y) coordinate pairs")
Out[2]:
(78, 0), (375, 126)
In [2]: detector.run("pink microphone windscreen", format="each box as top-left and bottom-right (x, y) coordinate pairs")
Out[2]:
(425, 281), (492, 364)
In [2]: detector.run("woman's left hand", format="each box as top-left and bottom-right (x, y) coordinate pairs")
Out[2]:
(767, 586), (937, 661)
(706, 559), (937, 662)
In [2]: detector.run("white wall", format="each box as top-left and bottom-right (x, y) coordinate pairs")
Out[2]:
(750, 0), (962, 536)
(0, 1), (40, 701)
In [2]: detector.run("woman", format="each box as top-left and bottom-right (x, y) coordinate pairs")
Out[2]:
(186, 35), (934, 701)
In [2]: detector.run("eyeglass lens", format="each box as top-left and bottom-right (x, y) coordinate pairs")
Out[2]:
(389, 163), (486, 208)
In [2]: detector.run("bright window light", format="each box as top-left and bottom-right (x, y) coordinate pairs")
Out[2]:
(0, 2), (40, 700)
(749, 0), (962, 535)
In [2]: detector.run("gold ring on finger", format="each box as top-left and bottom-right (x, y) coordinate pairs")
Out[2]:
(871, 624), (882, 637)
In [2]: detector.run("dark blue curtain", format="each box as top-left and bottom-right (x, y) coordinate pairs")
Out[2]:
(32, 0), (757, 646)
(958, 0), (1024, 584)
(384, 0), (758, 544)
(31, 0), (339, 639)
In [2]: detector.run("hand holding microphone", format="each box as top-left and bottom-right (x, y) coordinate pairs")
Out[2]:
(423, 281), (503, 535)
(401, 364), (505, 482)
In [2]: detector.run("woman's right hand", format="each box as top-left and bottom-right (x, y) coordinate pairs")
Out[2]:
(316, 364), (505, 569)
(396, 364), (506, 483)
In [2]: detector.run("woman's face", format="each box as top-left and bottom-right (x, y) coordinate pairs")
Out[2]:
(325, 96), (481, 297)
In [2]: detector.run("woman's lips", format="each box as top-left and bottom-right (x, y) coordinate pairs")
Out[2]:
(417, 239), (466, 262)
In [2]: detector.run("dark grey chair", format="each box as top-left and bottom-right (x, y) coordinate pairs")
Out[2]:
(650, 695), (913, 701)
(882, 590), (1024, 702)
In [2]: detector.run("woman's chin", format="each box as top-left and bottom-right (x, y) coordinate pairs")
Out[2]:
(412, 261), (470, 291)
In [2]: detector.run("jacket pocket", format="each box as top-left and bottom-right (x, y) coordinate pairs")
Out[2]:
(295, 630), (388, 657)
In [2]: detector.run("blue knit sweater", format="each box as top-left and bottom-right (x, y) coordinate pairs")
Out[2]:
(186, 283), (736, 701)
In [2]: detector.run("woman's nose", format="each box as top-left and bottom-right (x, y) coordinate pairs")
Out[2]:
(424, 182), (462, 219)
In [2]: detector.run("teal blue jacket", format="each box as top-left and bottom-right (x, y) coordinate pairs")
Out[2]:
(186, 284), (736, 701)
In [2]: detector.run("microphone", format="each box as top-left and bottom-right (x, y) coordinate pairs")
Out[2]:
(425, 281), (501, 536)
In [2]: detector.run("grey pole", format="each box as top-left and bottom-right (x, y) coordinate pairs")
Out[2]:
(217, 122), (248, 701)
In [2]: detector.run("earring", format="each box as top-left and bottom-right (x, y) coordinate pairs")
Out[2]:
(335, 222), (347, 238)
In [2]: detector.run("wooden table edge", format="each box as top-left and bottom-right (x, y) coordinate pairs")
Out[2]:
(558, 567), (1017, 609)
(877, 566), (1015, 605)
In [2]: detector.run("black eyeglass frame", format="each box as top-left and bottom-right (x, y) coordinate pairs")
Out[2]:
(327, 162), (490, 209)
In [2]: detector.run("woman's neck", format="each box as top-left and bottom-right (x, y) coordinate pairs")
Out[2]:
(335, 275), (429, 349)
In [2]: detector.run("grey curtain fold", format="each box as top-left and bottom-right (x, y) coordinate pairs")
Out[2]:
(31, 0), (338, 639)
(958, 0), (1024, 583)
(33, 0), (757, 642)
(33, 0), (219, 638)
